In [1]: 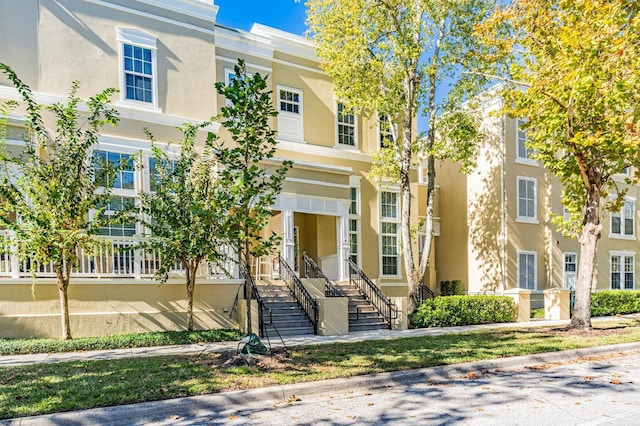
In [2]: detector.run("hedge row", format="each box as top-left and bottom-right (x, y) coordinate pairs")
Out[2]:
(591, 290), (640, 317)
(411, 295), (517, 328)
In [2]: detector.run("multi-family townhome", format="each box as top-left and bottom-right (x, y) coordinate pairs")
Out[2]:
(0, 0), (425, 338)
(435, 95), (639, 307)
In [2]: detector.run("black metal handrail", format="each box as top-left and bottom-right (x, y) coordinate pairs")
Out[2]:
(347, 258), (398, 329)
(302, 254), (341, 297)
(277, 254), (319, 334)
(417, 284), (436, 304)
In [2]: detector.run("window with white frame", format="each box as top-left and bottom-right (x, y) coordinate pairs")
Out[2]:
(518, 251), (537, 289)
(276, 86), (304, 141)
(610, 253), (635, 289)
(148, 157), (176, 192)
(380, 191), (399, 276)
(117, 28), (158, 108)
(563, 252), (577, 289)
(337, 102), (356, 147)
(98, 196), (137, 237)
(379, 114), (393, 148)
(516, 119), (535, 164)
(517, 177), (537, 222)
(611, 200), (635, 238)
(349, 187), (360, 264)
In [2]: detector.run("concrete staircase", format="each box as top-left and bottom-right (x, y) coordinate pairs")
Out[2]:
(254, 280), (315, 337)
(332, 281), (390, 332)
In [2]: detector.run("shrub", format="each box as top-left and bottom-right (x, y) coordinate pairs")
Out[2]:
(410, 295), (517, 328)
(590, 290), (640, 317)
(440, 280), (463, 296)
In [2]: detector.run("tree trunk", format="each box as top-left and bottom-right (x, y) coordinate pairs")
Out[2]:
(570, 185), (601, 330)
(55, 267), (72, 340)
(244, 222), (252, 335)
(186, 263), (196, 331)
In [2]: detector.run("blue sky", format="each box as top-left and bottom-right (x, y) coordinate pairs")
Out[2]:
(215, 1), (308, 35)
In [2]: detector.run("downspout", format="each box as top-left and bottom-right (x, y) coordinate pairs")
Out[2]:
(499, 99), (507, 291)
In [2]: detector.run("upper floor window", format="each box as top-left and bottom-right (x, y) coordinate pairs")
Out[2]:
(516, 119), (536, 165)
(337, 102), (356, 147)
(611, 200), (635, 238)
(117, 27), (158, 110)
(517, 176), (537, 222)
(94, 150), (135, 190)
(379, 114), (393, 148)
(276, 85), (304, 142)
(148, 157), (176, 192)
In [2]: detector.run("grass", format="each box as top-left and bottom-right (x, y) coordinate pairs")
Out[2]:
(0, 329), (243, 356)
(530, 307), (545, 319)
(1, 318), (640, 419)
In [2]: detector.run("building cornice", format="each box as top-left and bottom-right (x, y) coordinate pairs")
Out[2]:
(250, 24), (319, 63)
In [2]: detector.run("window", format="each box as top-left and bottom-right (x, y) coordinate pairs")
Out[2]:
(349, 187), (360, 264)
(611, 253), (635, 290)
(94, 151), (135, 190)
(518, 251), (536, 290)
(276, 86), (304, 141)
(611, 200), (635, 238)
(517, 177), (537, 222)
(380, 191), (399, 276)
(117, 27), (158, 109)
(337, 103), (356, 147)
(148, 157), (176, 192)
(516, 119), (535, 164)
(563, 252), (577, 289)
(379, 114), (393, 148)
(99, 196), (137, 237)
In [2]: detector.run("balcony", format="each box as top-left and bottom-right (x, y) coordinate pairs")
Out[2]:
(0, 232), (238, 281)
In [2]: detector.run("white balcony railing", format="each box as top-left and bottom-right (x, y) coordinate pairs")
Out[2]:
(0, 231), (238, 280)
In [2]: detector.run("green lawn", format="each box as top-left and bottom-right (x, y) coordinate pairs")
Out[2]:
(1, 319), (639, 419)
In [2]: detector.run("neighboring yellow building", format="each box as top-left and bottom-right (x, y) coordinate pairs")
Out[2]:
(0, 0), (420, 338)
(435, 95), (639, 307)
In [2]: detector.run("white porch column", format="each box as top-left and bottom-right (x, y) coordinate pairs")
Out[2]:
(337, 200), (350, 280)
(281, 195), (296, 267)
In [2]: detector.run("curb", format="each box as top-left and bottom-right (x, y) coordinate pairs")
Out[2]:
(6, 342), (640, 425)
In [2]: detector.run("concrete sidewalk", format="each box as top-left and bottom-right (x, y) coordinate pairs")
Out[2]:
(1, 315), (637, 368)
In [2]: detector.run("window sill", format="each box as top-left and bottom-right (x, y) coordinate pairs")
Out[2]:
(276, 136), (307, 144)
(516, 217), (539, 224)
(334, 144), (359, 152)
(515, 158), (538, 167)
(608, 234), (636, 241)
(117, 100), (162, 114)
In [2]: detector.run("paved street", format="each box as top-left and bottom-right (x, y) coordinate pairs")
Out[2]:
(218, 350), (640, 426)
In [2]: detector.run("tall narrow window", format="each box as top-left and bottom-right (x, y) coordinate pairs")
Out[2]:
(337, 103), (356, 146)
(611, 200), (635, 238)
(563, 252), (577, 289)
(517, 177), (537, 222)
(349, 187), (360, 264)
(611, 254), (635, 289)
(117, 27), (158, 109)
(518, 251), (536, 290)
(380, 191), (399, 276)
(379, 114), (393, 148)
(516, 119), (535, 164)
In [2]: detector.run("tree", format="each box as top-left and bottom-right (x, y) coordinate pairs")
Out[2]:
(214, 60), (292, 334)
(479, 0), (640, 329)
(140, 123), (230, 331)
(307, 0), (493, 309)
(0, 64), (120, 340)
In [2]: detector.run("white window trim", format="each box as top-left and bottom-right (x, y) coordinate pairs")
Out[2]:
(379, 190), (401, 278)
(563, 252), (578, 290)
(334, 101), (358, 150)
(378, 114), (394, 149)
(515, 118), (537, 166)
(609, 251), (636, 290)
(516, 176), (538, 223)
(609, 198), (636, 240)
(517, 250), (537, 290)
(276, 85), (304, 143)
(117, 27), (160, 112)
